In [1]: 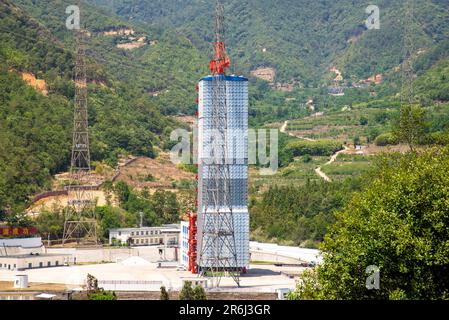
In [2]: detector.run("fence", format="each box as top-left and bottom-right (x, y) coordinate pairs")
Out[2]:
(98, 280), (164, 291)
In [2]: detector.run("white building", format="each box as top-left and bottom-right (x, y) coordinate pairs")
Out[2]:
(109, 225), (180, 246)
(0, 253), (70, 271)
(0, 237), (43, 255)
(0, 237), (71, 271)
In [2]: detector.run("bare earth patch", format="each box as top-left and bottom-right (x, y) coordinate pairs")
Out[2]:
(115, 153), (195, 191)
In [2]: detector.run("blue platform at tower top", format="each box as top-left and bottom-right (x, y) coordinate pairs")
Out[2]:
(200, 75), (248, 82)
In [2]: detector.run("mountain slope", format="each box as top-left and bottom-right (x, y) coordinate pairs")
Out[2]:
(14, 0), (209, 115)
(0, 0), (178, 213)
(89, 0), (449, 85)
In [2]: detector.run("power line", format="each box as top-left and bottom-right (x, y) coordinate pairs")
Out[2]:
(401, 0), (416, 106)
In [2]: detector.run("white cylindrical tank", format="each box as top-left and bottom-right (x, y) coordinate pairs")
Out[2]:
(14, 274), (28, 289)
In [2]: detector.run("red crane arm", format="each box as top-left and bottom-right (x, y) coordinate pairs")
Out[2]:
(210, 41), (231, 75)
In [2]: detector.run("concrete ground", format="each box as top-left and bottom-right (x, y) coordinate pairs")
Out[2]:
(45, 246), (176, 264)
(0, 245), (315, 294)
(0, 262), (300, 293)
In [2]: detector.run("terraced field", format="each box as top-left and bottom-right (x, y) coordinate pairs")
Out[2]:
(286, 107), (397, 142)
(321, 153), (373, 181)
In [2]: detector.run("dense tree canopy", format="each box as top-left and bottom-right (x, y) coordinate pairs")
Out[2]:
(290, 147), (449, 299)
(250, 178), (361, 247)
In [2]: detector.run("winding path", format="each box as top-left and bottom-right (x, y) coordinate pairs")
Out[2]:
(280, 121), (350, 182)
(314, 145), (350, 182)
(280, 120), (315, 141)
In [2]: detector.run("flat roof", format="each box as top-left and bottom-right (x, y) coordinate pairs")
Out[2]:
(0, 253), (71, 259)
(35, 293), (57, 299)
(160, 229), (180, 233)
(200, 75), (248, 82)
(250, 241), (322, 263)
(109, 225), (180, 232)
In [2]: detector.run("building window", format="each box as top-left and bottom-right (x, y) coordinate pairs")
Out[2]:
(47, 261), (51, 267)
(56, 261), (59, 266)
(39, 262), (43, 268)
(28, 263), (32, 269)
(145, 239), (148, 244)
(118, 231), (121, 236)
(146, 231), (149, 235)
(131, 232), (134, 236)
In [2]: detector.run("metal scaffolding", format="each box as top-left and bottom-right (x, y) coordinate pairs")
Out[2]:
(196, 0), (242, 287)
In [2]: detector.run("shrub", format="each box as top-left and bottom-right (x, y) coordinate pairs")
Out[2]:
(428, 132), (449, 145)
(302, 154), (312, 163)
(179, 281), (195, 300)
(374, 132), (398, 146)
(160, 286), (170, 300)
(87, 289), (117, 300)
(285, 139), (342, 157)
(179, 281), (207, 300)
(193, 285), (207, 300)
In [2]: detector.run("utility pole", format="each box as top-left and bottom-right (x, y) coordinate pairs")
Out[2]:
(62, 1), (97, 246)
(139, 211), (144, 228)
(401, 0), (415, 105)
(398, 0), (420, 152)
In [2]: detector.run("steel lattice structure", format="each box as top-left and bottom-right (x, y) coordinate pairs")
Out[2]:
(196, 1), (242, 287)
(401, 0), (416, 105)
(62, 5), (97, 246)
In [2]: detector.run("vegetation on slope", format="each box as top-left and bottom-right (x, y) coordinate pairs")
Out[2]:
(14, 0), (209, 115)
(289, 147), (449, 299)
(250, 178), (361, 248)
(0, 0), (177, 213)
(89, 0), (449, 84)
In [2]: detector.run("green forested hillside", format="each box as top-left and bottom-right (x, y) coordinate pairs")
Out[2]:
(1, 0), (449, 247)
(0, 69), (71, 214)
(0, 0), (178, 213)
(414, 56), (449, 101)
(89, 0), (449, 84)
(14, 0), (208, 115)
(250, 179), (361, 247)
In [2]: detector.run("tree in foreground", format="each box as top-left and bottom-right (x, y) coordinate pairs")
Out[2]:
(179, 281), (207, 300)
(179, 281), (195, 300)
(193, 285), (207, 300)
(289, 147), (449, 300)
(393, 104), (428, 151)
(160, 286), (170, 300)
(87, 289), (117, 300)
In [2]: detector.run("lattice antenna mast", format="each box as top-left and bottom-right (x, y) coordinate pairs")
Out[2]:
(63, 1), (97, 246)
(401, 0), (415, 105)
(197, 0), (240, 287)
